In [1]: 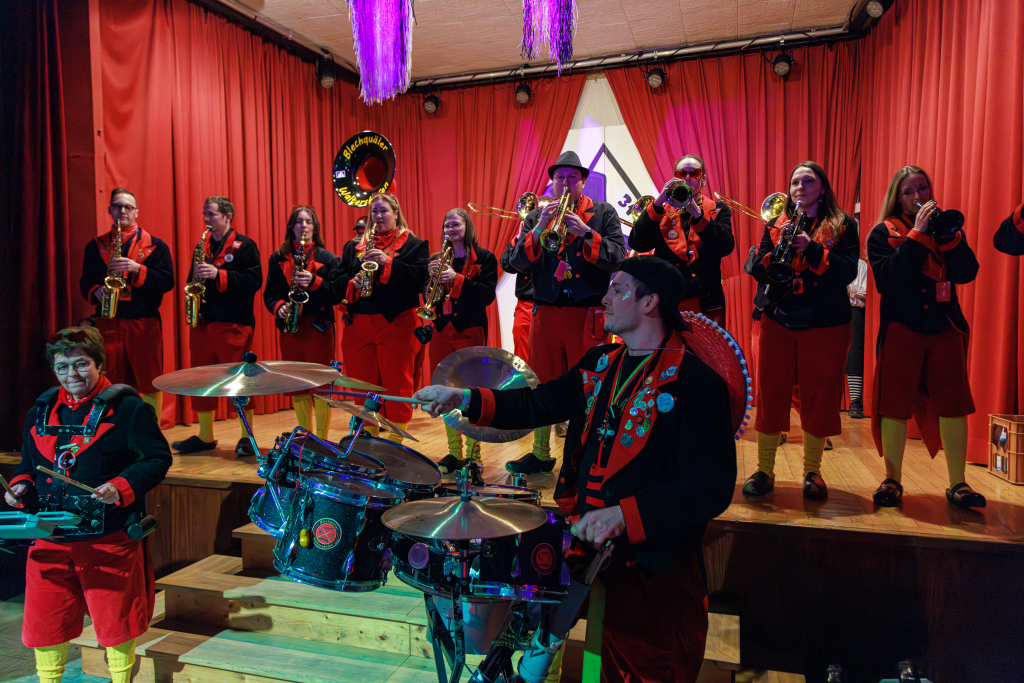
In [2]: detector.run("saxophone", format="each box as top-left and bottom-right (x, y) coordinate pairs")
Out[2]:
(100, 225), (127, 319)
(283, 234), (311, 335)
(359, 218), (378, 298)
(416, 237), (454, 321)
(184, 226), (212, 328)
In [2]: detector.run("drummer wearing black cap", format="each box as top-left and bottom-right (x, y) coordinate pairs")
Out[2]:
(351, 217), (367, 243)
(506, 151), (627, 475)
(415, 255), (736, 683)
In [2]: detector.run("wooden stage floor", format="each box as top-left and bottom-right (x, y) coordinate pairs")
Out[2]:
(160, 406), (1024, 549)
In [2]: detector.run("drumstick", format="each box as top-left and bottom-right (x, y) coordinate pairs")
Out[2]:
(35, 466), (99, 495)
(320, 389), (430, 405)
(0, 472), (15, 497)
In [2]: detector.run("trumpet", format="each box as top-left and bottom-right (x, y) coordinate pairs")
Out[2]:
(283, 234), (311, 335)
(359, 218), (378, 298)
(766, 200), (803, 283)
(714, 191), (788, 224)
(184, 226), (212, 328)
(916, 201), (965, 242)
(416, 237), (454, 321)
(100, 224), (126, 319)
(539, 189), (576, 252)
(468, 193), (539, 221)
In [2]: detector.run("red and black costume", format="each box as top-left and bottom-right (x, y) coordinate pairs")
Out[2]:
(264, 244), (342, 375)
(461, 334), (736, 683)
(993, 202), (1024, 255)
(628, 196), (734, 324)
(328, 227), (429, 424)
(867, 213), (978, 455)
(751, 212), (859, 437)
(80, 226), (174, 394)
(425, 243), (498, 367)
(187, 229), (263, 413)
(508, 196), (627, 385)
(501, 232), (536, 362)
(11, 379), (172, 648)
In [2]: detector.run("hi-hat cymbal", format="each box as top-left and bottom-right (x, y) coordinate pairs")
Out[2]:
(333, 375), (387, 392)
(153, 360), (339, 397)
(382, 495), (547, 540)
(321, 398), (418, 442)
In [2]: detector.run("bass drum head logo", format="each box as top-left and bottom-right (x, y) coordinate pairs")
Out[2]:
(531, 543), (556, 575)
(312, 518), (342, 550)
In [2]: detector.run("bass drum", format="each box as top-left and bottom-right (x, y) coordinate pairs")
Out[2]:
(337, 434), (441, 500)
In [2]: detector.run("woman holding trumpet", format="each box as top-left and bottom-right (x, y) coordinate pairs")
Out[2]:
(264, 206), (341, 439)
(628, 154), (734, 325)
(867, 166), (983, 509)
(421, 208), (498, 472)
(328, 193), (429, 441)
(744, 162), (859, 499)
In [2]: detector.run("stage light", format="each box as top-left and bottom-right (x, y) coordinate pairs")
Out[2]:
(866, 1), (885, 17)
(646, 67), (666, 89)
(772, 53), (792, 77)
(515, 82), (533, 104)
(423, 94), (440, 114)
(315, 61), (335, 89)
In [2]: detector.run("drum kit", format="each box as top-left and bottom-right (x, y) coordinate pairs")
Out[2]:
(153, 349), (599, 683)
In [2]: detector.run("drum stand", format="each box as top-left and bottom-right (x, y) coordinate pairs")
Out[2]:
(425, 582), (467, 683)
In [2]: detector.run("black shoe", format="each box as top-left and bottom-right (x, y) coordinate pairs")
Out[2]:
(437, 454), (469, 474)
(742, 471), (775, 496)
(506, 453), (556, 475)
(803, 471), (829, 499)
(947, 482), (986, 509)
(872, 478), (904, 507)
(235, 438), (257, 458)
(825, 437), (834, 450)
(555, 421), (568, 438)
(172, 435), (218, 453)
(779, 433), (788, 445)
(849, 399), (864, 419)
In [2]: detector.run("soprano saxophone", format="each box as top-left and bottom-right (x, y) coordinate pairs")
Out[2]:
(359, 219), (378, 298)
(283, 234), (311, 335)
(184, 226), (212, 328)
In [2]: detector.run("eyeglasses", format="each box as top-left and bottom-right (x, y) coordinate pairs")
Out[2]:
(111, 203), (138, 212)
(53, 360), (94, 376)
(674, 168), (704, 180)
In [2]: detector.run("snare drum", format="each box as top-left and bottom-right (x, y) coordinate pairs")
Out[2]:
(337, 435), (441, 500)
(298, 433), (385, 478)
(274, 471), (404, 592)
(436, 482), (542, 506)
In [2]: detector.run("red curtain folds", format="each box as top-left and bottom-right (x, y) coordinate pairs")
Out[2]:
(98, 0), (585, 426)
(606, 45), (862, 393)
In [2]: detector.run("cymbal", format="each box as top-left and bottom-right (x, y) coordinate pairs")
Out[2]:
(320, 398), (418, 442)
(332, 375), (387, 392)
(431, 346), (539, 443)
(382, 495), (547, 540)
(153, 360), (339, 397)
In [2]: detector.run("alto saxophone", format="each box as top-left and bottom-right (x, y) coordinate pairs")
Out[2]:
(184, 226), (212, 328)
(283, 234), (311, 335)
(100, 224), (127, 319)
(359, 219), (378, 298)
(416, 237), (454, 321)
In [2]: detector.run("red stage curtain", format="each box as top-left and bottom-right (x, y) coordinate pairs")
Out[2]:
(856, 0), (1024, 463)
(97, 0), (585, 425)
(606, 44), (862, 392)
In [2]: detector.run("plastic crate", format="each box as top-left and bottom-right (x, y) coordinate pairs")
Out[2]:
(989, 414), (1024, 485)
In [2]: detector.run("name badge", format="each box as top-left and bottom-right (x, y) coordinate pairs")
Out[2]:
(936, 281), (951, 302)
(443, 300), (453, 315)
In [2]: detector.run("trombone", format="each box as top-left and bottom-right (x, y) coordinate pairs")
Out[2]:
(468, 193), (539, 221)
(620, 180), (693, 227)
(714, 191), (788, 224)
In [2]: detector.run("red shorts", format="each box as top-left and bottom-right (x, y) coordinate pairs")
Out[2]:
(429, 324), (487, 373)
(95, 317), (163, 394)
(341, 310), (419, 424)
(513, 300), (532, 363)
(876, 322), (975, 419)
(528, 305), (607, 383)
(754, 317), (851, 437)
(279, 318), (337, 397)
(189, 321), (253, 412)
(22, 531), (154, 648)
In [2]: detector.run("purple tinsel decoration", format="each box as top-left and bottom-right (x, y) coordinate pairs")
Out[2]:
(522, 0), (577, 73)
(348, 0), (415, 104)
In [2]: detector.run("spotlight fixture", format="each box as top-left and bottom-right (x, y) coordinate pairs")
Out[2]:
(865, 0), (885, 17)
(646, 67), (666, 89)
(315, 61), (335, 89)
(850, 0), (893, 33)
(423, 94), (441, 114)
(771, 52), (792, 77)
(514, 82), (533, 104)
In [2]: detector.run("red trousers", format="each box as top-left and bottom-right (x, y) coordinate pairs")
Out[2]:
(23, 531), (154, 648)
(528, 305), (607, 383)
(279, 317), (337, 397)
(95, 317), (163, 394)
(342, 310), (419, 423)
(754, 317), (851, 437)
(513, 300), (533, 363)
(875, 322), (974, 419)
(189, 321), (253, 412)
(600, 551), (708, 683)
(750, 317), (801, 413)
(429, 324), (487, 374)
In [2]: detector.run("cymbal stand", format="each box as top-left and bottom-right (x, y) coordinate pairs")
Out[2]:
(425, 538), (476, 683)
(232, 353), (263, 458)
(262, 426), (308, 519)
(340, 393), (384, 459)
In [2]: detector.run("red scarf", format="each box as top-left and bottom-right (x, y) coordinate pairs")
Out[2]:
(357, 226), (409, 258)
(57, 374), (112, 410)
(280, 243), (320, 282)
(658, 193), (717, 264)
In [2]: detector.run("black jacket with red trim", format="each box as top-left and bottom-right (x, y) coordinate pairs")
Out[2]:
(868, 214), (978, 337)
(186, 230), (263, 327)
(994, 202), (1024, 256)
(80, 228), (175, 319)
(501, 236), (535, 303)
(329, 231), (429, 323)
(508, 197), (627, 307)
(11, 387), (172, 542)
(628, 199), (734, 309)
(264, 246), (342, 332)
(463, 341), (735, 575)
(752, 213), (859, 329)
(426, 245), (498, 334)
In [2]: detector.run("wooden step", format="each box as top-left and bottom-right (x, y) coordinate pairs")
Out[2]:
(233, 522), (276, 570)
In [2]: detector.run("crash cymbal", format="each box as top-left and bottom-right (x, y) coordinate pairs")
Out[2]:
(153, 359), (339, 397)
(332, 375), (387, 392)
(382, 495), (547, 540)
(320, 398), (418, 442)
(431, 346), (539, 443)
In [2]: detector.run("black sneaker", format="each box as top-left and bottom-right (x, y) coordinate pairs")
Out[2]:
(235, 438), (257, 458)
(742, 471), (775, 496)
(437, 454), (468, 474)
(505, 453), (556, 475)
(172, 435), (217, 454)
(849, 399), (864, 419)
